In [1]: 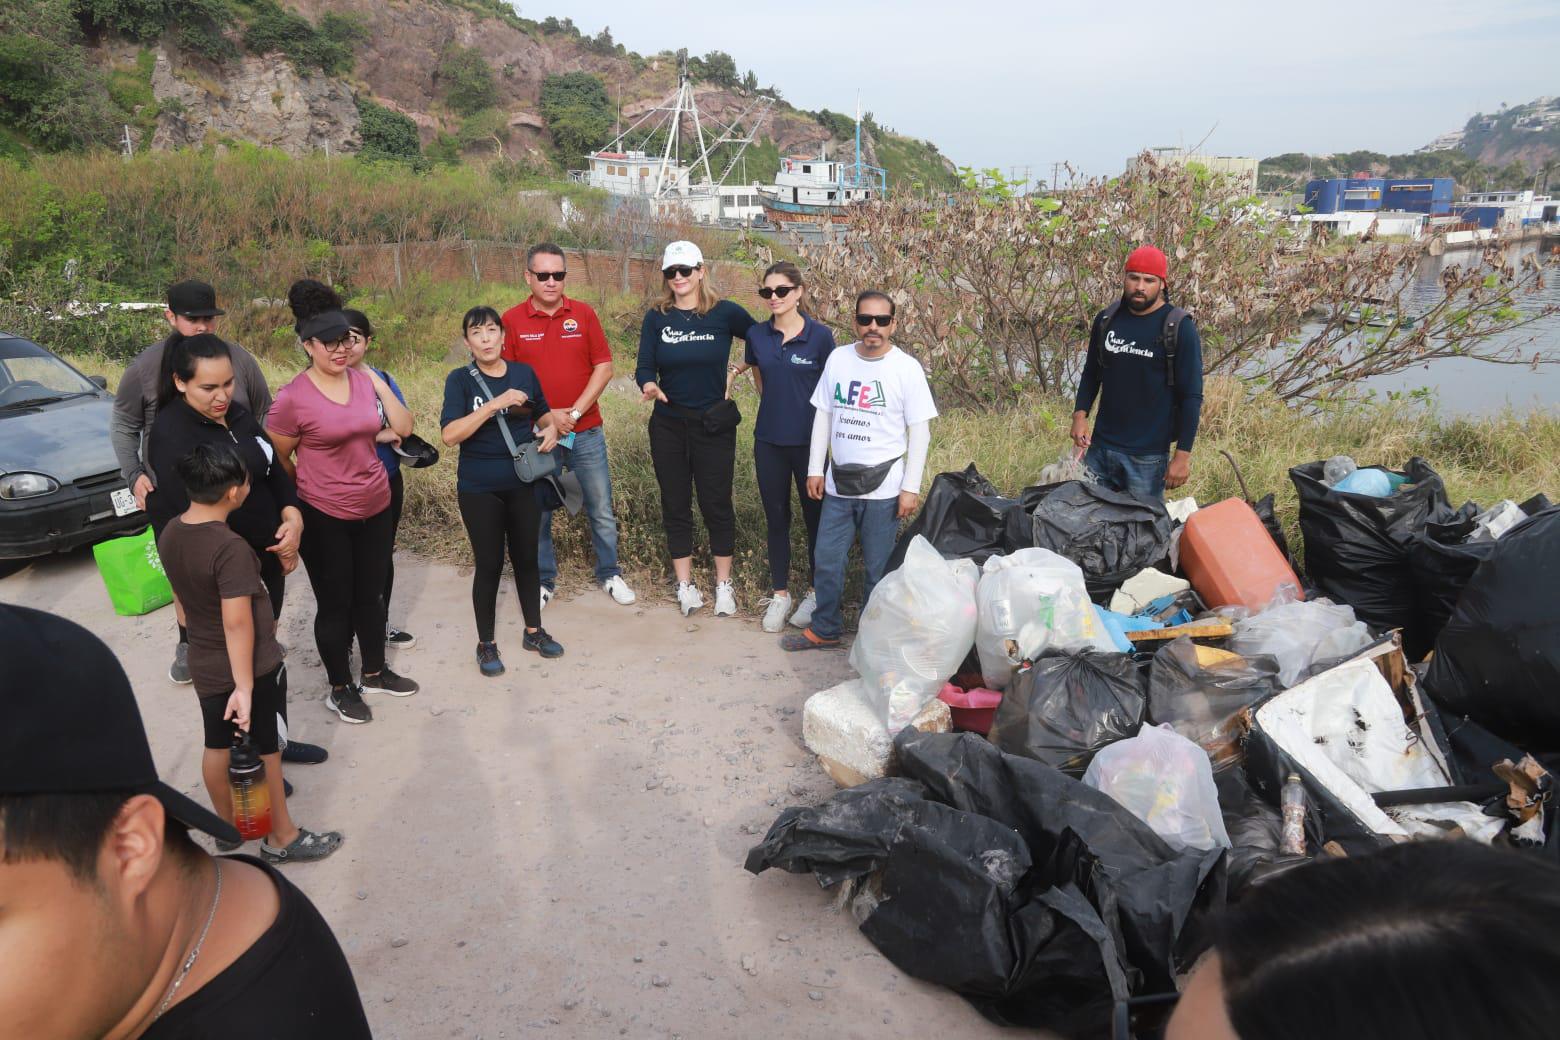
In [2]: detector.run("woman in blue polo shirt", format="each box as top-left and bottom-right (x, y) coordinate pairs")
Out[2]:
(734, 261), (837, 632)
(440, 306), (564, 676)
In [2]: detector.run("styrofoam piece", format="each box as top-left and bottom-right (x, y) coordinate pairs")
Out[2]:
(802, 679), (951, 787)
(1253, 657), (1504, 842)
(1166, 497), (1199, 524)
(1108, 567), (1192, 616)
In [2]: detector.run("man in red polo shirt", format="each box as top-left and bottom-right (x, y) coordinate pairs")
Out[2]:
(501, 243), (636, 606)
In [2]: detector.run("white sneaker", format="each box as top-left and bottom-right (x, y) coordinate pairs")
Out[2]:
(676, 582), (704, 617)
(788, 589), (817, 629)
(714, 580), (738, 618)
(602, 575), (637, 605)
(761, 594), (791, 633)
(539, 587), (553, 610)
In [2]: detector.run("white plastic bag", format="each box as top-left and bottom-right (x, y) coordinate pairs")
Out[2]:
(974, 548), (1111, 690)
(1228, 596), (1372, 687)
(850, 536), (979, 733)
(1083, 724), (1231, 851)
(1471, 499), (1523, 542)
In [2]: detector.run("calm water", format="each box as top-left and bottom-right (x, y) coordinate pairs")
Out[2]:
(1357, 240), (1560, 415)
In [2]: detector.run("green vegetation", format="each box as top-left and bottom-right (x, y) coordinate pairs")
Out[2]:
(355, 97), (422, 166)
(687, 50), (738, 89)
(0, 0), (118, 151)
(242, 2), (365, 76)
(76, 0), (236, 60)
(436, 43), (498, 117)
(1257, 148), (1526, 194)
(538, 71), (612, 164)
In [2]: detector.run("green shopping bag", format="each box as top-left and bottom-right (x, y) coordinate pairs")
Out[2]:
(93, 526), (174, 616)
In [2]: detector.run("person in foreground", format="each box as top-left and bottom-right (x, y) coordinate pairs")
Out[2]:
(501, 242), (637, 609)
(0, 604), (371, 1040)
(1071, 245), (1203, 500)
(441, 306), (564, 676)
(157, 442), (343, 863)
(636, 241), (756, 617)
(1164, 840), (1560, 1040)
(783, 291), (937, 651)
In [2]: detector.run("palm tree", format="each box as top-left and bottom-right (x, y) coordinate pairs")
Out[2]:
(1538, 158), (1559, 194)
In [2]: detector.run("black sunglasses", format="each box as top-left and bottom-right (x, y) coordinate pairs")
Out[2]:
(663, 265), (698, 279)
(855, 313), (893, 327)
(758, 285), (796, 300)
(529, 270), (567, 282)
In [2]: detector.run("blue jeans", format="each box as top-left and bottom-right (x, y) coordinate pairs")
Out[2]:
(810, 494), (900, 641)
(538, 425), (622, 588)
(1085, 442), (1168, 501)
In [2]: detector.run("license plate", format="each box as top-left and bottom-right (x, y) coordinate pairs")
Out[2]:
(110, 488), (140, 517)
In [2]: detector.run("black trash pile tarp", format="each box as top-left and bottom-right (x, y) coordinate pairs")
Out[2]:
(1290, 456), (1453, 660)
(1424, 506), (1560, 754)
(1251, 492), (1298, 572)
(1147, 638), (1281, 771)
(745, 731), (1225, 1036)
(1411, 494), (1552, 649)
(1027, 481), (1172, 603)
(885, 464), (1016, 573)
(987, 650), (1147, 774)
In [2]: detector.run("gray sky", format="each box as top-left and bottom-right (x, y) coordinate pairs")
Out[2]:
(531, 0), (1559, 179)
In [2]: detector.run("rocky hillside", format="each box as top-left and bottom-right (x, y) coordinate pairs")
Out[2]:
(0, 0), (959, 190)
(1420, 94), (1560, 172)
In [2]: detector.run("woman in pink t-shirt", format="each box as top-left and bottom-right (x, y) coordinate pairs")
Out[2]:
(267, 281), (419, 723)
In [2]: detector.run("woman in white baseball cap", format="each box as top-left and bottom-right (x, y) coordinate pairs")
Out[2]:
(634, 241), (756, 618)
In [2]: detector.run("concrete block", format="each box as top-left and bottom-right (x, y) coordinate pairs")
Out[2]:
(803, 680), (951, 788)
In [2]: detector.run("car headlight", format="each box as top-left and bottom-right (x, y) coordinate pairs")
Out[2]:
(0, 473), (60, 500)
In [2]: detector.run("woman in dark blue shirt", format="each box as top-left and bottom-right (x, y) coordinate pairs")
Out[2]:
(440, 306), (563, 675)
(732, 261), (836, 632)
(635, 240), (755, 619)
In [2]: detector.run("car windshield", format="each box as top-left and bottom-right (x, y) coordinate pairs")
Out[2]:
(0, 337), (98, 408)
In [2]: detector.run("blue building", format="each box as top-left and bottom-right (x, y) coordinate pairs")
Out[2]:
(1303, 176), (1453, 215)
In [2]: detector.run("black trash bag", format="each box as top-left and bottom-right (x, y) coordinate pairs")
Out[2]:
(886, 463), (1016, 573)
(1028, 481), (1172, 603)
(1213, 766), (1310, 895)
(989, 651), (1147, 773)
(1290, 456), (1453, 661)
(744, 774), (1130, 1036)
(1147, 638), (1282, 772)
(1412, 494), (1552, 650)
(1424, 506), (1560, 753)
(897, 730), (1226, 997)
(1001, 482), (1059, 555)
(1251, 493), (1299, 574)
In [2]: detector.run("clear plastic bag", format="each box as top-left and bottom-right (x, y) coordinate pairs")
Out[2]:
(1037, 448), (1094, 486)
(1082, 723), (1232, 852)
(974, 548), (1111, 690)
(1228, 596), (1372, 688)
(850, 536), (980, 733)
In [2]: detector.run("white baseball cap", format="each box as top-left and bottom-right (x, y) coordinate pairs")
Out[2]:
(660, 241), (704, 271)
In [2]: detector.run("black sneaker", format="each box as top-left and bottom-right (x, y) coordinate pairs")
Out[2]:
(281, 740), (328, 765)
(326, 684), (373, 724)
(385, 625), (417, 650)
(361, 666), (419, 697)
(522, 627), (564, 659)
(169, 642), (192, 685)
(476, 641), (505, 677)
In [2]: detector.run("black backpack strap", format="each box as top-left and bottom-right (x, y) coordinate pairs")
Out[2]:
(1159, 306), (1188, 388)
(1090, 300), (1122, 370)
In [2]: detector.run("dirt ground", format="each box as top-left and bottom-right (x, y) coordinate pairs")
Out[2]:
(2, 548), (1017, 1040)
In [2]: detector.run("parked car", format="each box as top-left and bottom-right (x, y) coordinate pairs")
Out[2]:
(0, 332), (145, 559)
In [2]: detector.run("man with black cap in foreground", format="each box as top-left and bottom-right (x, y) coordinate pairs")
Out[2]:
(111, 279), (273, 686)
(1069, 245), (1204, 500)
(0, 603), (370, 1039)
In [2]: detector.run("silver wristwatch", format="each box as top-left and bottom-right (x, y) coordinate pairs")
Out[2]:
(569, 408), (582, 421)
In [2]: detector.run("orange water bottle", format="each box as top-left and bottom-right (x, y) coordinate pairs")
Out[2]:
(228, 732), (273, 840)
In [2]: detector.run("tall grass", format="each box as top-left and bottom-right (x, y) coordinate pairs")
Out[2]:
(59, 314), (1559, 613)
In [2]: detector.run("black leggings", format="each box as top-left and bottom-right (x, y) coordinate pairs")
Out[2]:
(647, 410), (736, 559)
(297, 500), (394, 686)
(457, 486), (542, 642)
(754, 439), (821, 592)
(383, 470), (404, 613)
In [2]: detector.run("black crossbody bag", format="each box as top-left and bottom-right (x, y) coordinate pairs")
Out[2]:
(468, 366), (557, 484)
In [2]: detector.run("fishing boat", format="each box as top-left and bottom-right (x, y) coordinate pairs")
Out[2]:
(757, 105), (886, 232)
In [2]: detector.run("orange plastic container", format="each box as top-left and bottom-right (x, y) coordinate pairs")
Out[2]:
(1180, 498), (1301, 612)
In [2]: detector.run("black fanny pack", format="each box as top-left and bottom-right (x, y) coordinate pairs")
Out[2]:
(830, 458), (899, 497)
(670, 399), (741, 435)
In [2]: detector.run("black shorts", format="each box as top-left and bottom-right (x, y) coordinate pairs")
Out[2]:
(199, 663), (286, 754)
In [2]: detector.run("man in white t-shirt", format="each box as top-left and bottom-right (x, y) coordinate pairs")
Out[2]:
(781, 291), (938, 651)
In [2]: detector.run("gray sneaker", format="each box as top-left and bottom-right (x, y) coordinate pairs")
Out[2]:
(169, 642), (192, 685)
(261, 828), (344, 863)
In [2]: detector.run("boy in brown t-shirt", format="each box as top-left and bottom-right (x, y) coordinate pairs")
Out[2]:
(158, 442), (343, 863)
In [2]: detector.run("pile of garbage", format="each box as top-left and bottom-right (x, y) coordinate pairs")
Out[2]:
(747, 460), (1558, 1038)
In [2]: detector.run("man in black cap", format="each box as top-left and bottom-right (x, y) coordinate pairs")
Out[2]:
(0, 604), (371, 1040)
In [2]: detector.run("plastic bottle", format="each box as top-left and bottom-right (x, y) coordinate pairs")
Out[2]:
(1280, 773), (1307, 857)
(1322, 455), (1357, 486)
(228, 732), (273, 840)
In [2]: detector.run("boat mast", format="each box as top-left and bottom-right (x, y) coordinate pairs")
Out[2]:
(854, 92), (861, 188)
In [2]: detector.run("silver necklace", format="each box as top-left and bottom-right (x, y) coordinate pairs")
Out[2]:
(153, 861), (223, 1021)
